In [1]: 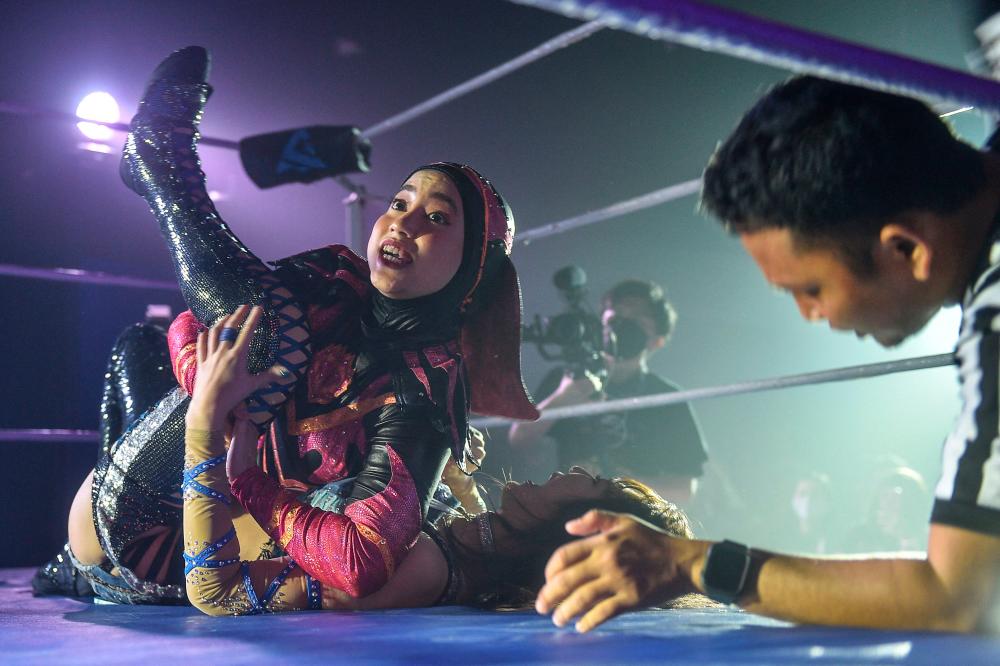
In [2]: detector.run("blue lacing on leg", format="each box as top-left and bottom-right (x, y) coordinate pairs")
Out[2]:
(262, 279), (311, 378)
(182, 454), (230, 505)
(183, 527), (239, 576)
(240, 560), (298, 614)
(243, 274), (312, 426)
(305, 573), (322, 610)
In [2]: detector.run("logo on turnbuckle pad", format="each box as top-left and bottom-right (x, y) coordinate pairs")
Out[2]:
(277, 130), (329, 175)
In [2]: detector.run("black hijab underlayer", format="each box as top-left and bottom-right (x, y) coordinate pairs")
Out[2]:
(365, 163), (487, 345)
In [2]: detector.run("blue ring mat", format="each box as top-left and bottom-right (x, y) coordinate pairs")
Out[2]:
(3, 567), (999, 665)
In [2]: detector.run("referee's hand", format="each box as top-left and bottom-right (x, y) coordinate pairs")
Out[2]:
(535, 510), (699, 632)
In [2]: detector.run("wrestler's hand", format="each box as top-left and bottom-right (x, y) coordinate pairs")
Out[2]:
(321, 586), (361, 610)
(186, 305), (287, 431)
(535, 510), (698, 632)
(467, 425), (486, 467)
(226, 417), (260, 481)
(441, 427), (488, 514)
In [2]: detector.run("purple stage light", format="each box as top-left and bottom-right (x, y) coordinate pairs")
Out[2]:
(78, 141), (112, 154)
(75, 91), (119, 141)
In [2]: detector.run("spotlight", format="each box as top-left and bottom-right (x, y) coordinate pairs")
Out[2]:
(76, 91), (120, 141)
(79, 142), (112, 154)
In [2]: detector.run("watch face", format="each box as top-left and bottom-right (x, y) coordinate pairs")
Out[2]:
(703, 540), (750, 602)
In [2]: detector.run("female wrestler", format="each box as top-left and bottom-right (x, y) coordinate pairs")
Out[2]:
(182, 306), (693, 614)
(37, 45), (536, 604)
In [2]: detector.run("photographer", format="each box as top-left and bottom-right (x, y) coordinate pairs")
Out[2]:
(509, 279), (707, 503)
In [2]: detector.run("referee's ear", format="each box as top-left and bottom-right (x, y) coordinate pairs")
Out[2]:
(878, 220), (933, 282)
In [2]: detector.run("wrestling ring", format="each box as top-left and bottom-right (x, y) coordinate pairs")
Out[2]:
(3, 1), (1000, 663)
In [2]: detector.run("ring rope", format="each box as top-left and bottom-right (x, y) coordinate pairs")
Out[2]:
(470, 352), (955, 429)
(509, 0), (1000, 115)
(0, 262), (179, 290)
(360, 20), (607, 139)
(517, 178), (702, 245)
(3, 353), (954, 441)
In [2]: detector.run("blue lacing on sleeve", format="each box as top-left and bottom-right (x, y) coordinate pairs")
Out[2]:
(240, 559), (298, 614)
(183, 527), (240, 576)
(182, 454), (231, 505)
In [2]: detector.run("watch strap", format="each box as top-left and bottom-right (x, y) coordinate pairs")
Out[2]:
(701, 539), (751, 604)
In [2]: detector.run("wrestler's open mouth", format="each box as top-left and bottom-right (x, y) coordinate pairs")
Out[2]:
(380, 239), (413, 267)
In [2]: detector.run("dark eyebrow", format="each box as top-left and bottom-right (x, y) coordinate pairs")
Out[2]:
(400, 184), (458, 213)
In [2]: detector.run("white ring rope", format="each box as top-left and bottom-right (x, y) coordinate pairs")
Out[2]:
(517, 178), (702, 245)
(361, 20), (607, 139)
(470, 352), (955, 429)
(7, 353), (953, 442)
(0, 101), (241, 150)
(0, 263), (179, 291)
(0, 429), (100, 443)
(510, 0), (1000, 115)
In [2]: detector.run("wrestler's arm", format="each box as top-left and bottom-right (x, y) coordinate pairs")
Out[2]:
(226, 414), (448, 609)
(351, 532), (449, 609)
(182, 308), (328, 616)
(536, 510), (1000, 632)
(229, 408), (450, 599)
(183, 426), (326, 616)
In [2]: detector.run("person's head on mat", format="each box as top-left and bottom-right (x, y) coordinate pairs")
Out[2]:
(335, 467), (698, 611)
(442, 468), (692, 607)
(701, 75), (993, 348)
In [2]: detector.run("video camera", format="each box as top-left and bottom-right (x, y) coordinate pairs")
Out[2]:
(521, 265), (612, 380)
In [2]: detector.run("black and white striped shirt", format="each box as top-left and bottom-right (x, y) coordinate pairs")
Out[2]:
(932, 224), (1000, 536)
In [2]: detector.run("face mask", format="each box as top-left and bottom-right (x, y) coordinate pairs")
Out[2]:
(606, 316), (649, 360)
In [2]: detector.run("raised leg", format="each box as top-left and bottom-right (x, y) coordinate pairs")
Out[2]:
(120, 47), (309, 428)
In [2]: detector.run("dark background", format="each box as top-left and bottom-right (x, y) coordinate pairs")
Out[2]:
(2, 0), (996, 566)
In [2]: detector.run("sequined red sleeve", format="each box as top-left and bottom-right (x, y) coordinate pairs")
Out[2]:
(168, 310), (205, 395)
(230, 445), (421, 598)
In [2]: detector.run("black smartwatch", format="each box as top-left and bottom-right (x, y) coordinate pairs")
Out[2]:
(700, 539), (751, 604)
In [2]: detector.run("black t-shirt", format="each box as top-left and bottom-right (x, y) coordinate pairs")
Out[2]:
(537, 367), (708, 479)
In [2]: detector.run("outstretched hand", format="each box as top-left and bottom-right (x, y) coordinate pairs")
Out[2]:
(535, 509), (697, 632)
(186, 305), (288, 431)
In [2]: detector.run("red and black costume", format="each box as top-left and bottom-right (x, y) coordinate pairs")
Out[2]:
(58, 47), (535, 607)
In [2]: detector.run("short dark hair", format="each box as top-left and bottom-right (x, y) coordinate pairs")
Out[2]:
(701, 76), (986, 273)
(602, 279), (676, 338)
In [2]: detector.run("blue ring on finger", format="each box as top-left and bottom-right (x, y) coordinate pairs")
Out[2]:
(218, 327), (239, 343)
